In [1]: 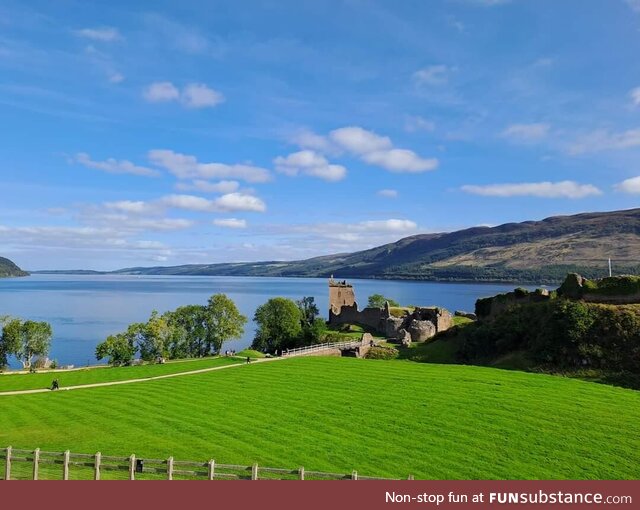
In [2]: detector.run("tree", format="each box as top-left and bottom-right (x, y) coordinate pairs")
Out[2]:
(138, 311), (174, 361)
(167, 305), (208, 358)
(296, 296), (319, 326)
(203, 294), (247, 354)
(302, 318), (327, 345)
(367, 293), (399, 308)
(0, 315), (16, 368)
(96, 333), (137, 366)
(295, 297), (326, 344)
(252, 297), (302, 353)
(1, 318), (52, 369)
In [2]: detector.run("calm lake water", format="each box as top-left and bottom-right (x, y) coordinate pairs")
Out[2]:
(0, 274), (536, 367)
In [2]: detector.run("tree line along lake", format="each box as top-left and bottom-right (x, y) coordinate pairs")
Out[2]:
(0, 274), (537, 368)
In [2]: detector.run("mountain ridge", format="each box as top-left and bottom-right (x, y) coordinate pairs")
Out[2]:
(33, 208), (640, 284)
(0, 256), (29, 278)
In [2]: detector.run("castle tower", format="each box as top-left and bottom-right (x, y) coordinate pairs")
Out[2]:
(328, 277), (356, 315)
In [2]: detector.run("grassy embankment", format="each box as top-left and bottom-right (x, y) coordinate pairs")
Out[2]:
(0, 356), (240, 392)
(1, 356), (638, 480)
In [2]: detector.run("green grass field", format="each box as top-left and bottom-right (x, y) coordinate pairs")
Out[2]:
(0, 356), (240, 392)
(1, 357), (638, 479)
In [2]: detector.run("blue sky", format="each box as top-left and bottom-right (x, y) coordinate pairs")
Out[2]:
(1, 0), (640, 270)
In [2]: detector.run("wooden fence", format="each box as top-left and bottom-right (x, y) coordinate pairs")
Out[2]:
(1, 447), (411, 481)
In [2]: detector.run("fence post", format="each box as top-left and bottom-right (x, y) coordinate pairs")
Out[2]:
(167, 457), (174, 480)
(94, 452), (101, 480)
(63, 450), (70, 480)
(207, 459), (215, 480)
(129, 454), (136, 480)
(351, 470), (358, 480)
(298, 467), (305, 480)
(251, 463), (259, 480)
(5, 446), (11, 481)
(32, 448), (40, 480)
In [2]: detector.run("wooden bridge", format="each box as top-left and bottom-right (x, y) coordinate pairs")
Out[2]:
(281, 335), (376, 358)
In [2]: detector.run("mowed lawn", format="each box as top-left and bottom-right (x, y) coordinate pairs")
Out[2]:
(1, 357), (639, 479)
(0, 356), (240, 392)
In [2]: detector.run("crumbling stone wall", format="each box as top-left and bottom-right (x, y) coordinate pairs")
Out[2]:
(329, 303), (388, 331)
(558, 273), (640, 304)
(476, 288), (550, 322)
(328, 278), (453, 342)
(329, 279), (356, 314)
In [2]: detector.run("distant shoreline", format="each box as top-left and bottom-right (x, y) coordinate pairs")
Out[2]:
(27, 270), (554, 286)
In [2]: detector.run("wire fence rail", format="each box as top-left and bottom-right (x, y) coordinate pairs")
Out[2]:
(0, 447), (412, 481)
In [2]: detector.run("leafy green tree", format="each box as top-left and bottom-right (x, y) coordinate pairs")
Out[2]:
(96, 333), (137, 366)
(252, 297), (302, 353)
(0, 318), (52, 369)
(167, 305), (208, 357)
(296, 296), (319, 326)
(138, 311), (174, 361)
(367, 294), (399, 308)
(203, 294), (247, 354)
(302, 318), (327, 345)
(0, 315), (17, 368)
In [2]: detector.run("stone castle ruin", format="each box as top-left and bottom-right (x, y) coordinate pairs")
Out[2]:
(328, 277), (453, 344)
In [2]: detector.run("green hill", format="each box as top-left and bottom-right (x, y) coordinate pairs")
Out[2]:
(0, 257), (28, 278)
(92, 208), (639, 283)
(1, 357), (638, 479)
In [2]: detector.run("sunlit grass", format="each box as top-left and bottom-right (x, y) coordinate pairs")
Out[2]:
(1, 357), (638, 479)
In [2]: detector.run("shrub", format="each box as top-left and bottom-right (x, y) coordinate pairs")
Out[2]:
(514, 287), (529, 298)
(365, 346), (399, 360)
(461, 299), (640, 374)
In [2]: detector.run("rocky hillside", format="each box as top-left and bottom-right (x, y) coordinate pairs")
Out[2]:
(0, 256), (29, 278)
(102, 208), (640, 284)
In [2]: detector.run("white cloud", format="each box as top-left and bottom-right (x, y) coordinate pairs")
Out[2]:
(143, 82), (224, 109)
(630, 87), (640, 107)
(213, 218), (247, 229)
(148, 150), (271, 183)
(143, 81), (180, 102)
(363, 149), (438, 173)
(74, 153), (159, 177)
(461, 181), (602, 199)
(289, 129), (335, 153)
(175, 180), (240, 194)
(160, 193), (266, 213)
(501, 123), (550, 142)
(214, 192), (266, 213)
(377, 189), (398, 198)
(615, 176), (640, 194)
(626, 0), (640, 13)
(404, 115), (436, 133)
(289, 126), (438, 174)
(274, 150), (346, 181)
(278, 218), (420, 244)
(109, 72), (124, 84)
(104, 200), (155, 214)
(181, 83), (225, 108)
(74, 27), (122, 42)
(358, 219), (418, 232)
(160, 194), (213, 212)
(329, 126), (392, 154)
(567, 128), (640, 155)
(413, 65), (450, 86)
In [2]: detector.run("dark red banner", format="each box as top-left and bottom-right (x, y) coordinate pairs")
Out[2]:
(1, 480), (638, 510)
